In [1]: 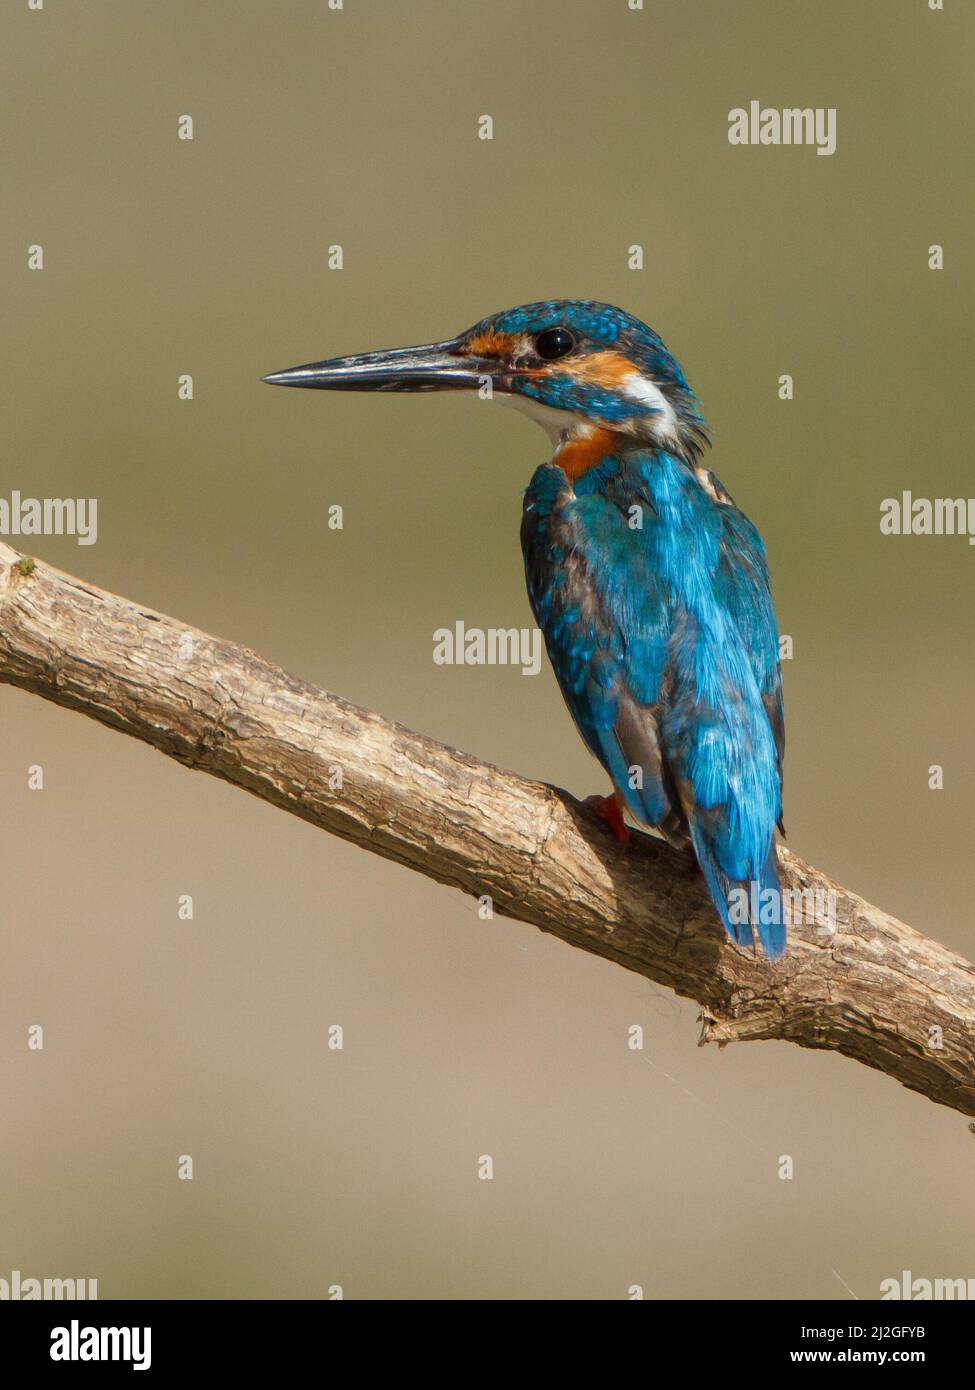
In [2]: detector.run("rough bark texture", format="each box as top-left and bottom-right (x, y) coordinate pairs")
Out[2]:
(2, 540), (973, 1118)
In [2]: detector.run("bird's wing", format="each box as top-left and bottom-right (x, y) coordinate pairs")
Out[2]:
(710, 472), (785, 829)
(521, 463), (683, 839)
(649, 466), (785, 957)
(522, 458), (786, 958)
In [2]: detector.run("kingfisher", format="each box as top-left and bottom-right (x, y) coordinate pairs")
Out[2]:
(264, 300), (786, 958)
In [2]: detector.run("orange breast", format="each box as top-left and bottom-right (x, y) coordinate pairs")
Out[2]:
(556, 427), (618, 482)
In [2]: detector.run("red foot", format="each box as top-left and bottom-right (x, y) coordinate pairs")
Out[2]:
(584, 792), (630, 847)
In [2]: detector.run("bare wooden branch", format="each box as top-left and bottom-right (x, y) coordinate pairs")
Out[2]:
(2, 540), (973, 1117)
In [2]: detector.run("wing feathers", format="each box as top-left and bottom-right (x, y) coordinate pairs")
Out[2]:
(522, 454), (785, 958)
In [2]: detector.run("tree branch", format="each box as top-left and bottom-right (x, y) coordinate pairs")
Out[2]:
(2, 541), (973, 1118)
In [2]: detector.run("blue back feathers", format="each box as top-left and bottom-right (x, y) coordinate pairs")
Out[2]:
(514, 311), (786, 959)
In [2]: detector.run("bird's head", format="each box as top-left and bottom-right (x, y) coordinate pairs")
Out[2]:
(264, 299), (708, 475)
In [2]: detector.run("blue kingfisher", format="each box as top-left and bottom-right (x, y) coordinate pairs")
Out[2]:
(265, 300), (786, 958)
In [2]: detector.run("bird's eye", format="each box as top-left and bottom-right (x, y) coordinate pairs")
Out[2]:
(534, 327), (575, 361)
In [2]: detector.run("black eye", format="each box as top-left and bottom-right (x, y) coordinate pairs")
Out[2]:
(534, 327), (575, 360)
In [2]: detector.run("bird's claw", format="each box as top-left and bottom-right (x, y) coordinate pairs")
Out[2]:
(584, 793), (630, 847)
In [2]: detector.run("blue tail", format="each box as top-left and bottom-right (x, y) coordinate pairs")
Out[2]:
(691, 830), (786, 961)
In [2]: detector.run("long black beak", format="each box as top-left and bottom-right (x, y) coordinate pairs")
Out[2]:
(262, 338), (503, 393)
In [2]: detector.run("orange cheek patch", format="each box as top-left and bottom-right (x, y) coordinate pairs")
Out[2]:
(466, 330), (515, 359)
(550, 350), (636, 389)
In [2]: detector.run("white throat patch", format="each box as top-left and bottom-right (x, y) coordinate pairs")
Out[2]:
(495, 392), (583, 444)
(496, 383), (679, 452)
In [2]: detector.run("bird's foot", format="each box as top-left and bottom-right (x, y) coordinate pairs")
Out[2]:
(584, 793), (630, 847)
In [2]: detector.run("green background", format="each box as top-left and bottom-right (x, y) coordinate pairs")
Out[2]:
(1, 0), (972, 1299)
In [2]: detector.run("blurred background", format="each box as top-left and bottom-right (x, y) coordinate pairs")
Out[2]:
(1, 0), (972, 1300)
